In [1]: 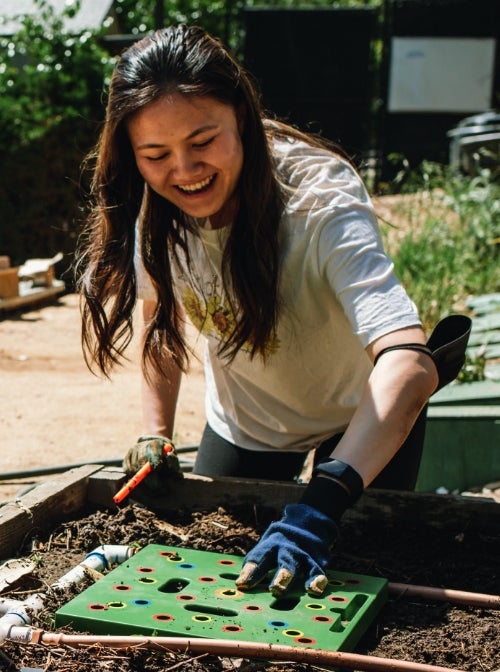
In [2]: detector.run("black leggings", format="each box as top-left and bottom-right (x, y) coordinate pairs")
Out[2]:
(193, 407), (427, 491)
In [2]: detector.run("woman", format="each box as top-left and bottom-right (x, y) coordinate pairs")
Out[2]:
(77, 25), (464, 598)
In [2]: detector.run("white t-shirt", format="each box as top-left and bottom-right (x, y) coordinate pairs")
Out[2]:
(135, 136), (420, 452)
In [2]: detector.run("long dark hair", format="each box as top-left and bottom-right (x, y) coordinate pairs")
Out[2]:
(77, 25), (342, 378)
(76, 25), (287, 376)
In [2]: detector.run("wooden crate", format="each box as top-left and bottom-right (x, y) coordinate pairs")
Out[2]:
(0, 267), (19, 298)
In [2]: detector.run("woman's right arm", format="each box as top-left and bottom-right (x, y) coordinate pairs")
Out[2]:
(140, 299), (183, 439)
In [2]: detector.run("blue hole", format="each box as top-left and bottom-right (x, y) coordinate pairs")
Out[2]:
(268, 620), (289, 628)
(178, 563), (195, 570)
(133, 599), (151, 607)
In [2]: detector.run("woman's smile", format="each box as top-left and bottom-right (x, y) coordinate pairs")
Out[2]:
(175, 174), (217, 194)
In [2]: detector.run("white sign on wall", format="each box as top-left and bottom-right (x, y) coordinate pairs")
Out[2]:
(388, 37), (496, 113)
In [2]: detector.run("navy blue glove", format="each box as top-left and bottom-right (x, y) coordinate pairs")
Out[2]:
(235, 503), (338, 597)
(236, 458), (364, 597)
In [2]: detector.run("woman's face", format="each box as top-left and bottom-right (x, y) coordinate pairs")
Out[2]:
(127, 93), (244, 229)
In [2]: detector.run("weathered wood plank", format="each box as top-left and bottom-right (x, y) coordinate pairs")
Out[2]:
(0, 281), (65, 313)
(87, 467), (127, 507)
(0, 464), (103, 560)
(89, 469), (500, 534)
(1, 466), (497, 562)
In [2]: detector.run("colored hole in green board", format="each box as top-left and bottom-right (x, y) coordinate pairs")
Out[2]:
(132, 599), (151, 607)
(137, 566), (155, 573)
(283, 629), (303, 637)
(198, 576), (217, 583)
(243, 604), (262, 612)
(113, 584), (132, 591)
(108, 601), (126, 609)
(176, 594), (196, 601)
(313, 615), (333, 623)
(215, 588), (242, 598)
(138, 577), (157, 584)
(305, 602), (325, 610)
(328, 595), (348, 603)
(153, 614), (174, 621)
(218, 559), (236, 566)
(219, 572), (239, 580)
(178, 563), (195, 570)
(268, 620), (288, 628)
(222, 625), (243, 632)
(159, 578), (190, 593)
(87, 603), (107, 611)
(295, 636), (316, 645)
(193, 615), (211, 622)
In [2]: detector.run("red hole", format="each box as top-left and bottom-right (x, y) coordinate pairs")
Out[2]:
(222, 625), (243, 632)
(88, 603), (107, 610)
(176, 594), (195, 601)
(154, 614), (174, 621)
(313, 615), (333, 623)
(198, 576), (217, 583)
(328, 595), (348, 602)
(113, 584), (131, 591)
(137, 566), (155, 573)
(243, 604), (262, 612)
(295, 637), (316, 645)
(218, 559), (236, 566)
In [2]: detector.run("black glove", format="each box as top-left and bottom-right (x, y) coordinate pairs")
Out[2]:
(123, 435), (181, 495)
(427, 314), (472, 392)
(236, 459), (363, 597)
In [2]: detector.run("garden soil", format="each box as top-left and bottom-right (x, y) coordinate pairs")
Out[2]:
(1, 291), (499, 671)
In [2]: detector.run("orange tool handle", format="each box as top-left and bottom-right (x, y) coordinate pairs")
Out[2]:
(113, 443), (173, 504)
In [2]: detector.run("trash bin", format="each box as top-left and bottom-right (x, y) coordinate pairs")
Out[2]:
(447, 111), (500, 174)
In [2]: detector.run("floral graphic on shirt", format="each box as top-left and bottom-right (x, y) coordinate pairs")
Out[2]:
(181, 281), (280, 356)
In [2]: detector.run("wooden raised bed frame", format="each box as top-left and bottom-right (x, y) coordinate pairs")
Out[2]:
(1, 465), (499, 562)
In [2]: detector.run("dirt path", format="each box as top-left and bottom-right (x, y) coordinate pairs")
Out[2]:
(0, 294), (206, 498)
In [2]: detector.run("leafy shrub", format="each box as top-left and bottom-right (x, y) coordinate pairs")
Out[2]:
(0, 0), (114, 270)
(381, 162), (500, 331)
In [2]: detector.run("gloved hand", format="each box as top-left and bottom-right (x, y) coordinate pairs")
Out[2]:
(123, 435), (181, 495)
(235, 503), (338, 597)
(236, 458), (364, 597)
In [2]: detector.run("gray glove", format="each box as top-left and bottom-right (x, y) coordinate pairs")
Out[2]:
(123, 435), (181, 495)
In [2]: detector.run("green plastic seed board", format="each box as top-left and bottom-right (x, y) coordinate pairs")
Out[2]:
(55, 544), (388, 651)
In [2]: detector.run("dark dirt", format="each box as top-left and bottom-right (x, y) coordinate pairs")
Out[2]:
(1, 502), (499, 671)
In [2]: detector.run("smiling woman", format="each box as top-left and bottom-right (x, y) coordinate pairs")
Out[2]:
(126, 94), (244, 229)
(75, 25), (467, 603)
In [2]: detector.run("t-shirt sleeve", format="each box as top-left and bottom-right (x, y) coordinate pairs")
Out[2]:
(314, 165), (421, 347)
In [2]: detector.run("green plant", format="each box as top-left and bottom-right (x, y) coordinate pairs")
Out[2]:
(457, 351), (487, 383)
(380, 162), (500, 333)
(0, 0), (115, 265)
(0, 0), (114, 150)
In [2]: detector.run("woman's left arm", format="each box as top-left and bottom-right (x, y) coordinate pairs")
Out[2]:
(331, 325), (438, 486)
(236, 325), (438, 597)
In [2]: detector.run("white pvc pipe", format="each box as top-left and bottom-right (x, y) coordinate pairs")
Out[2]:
(0, 594), (45, 644)
(52, 544), (135, 590)
(0, 544), (135, 643)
